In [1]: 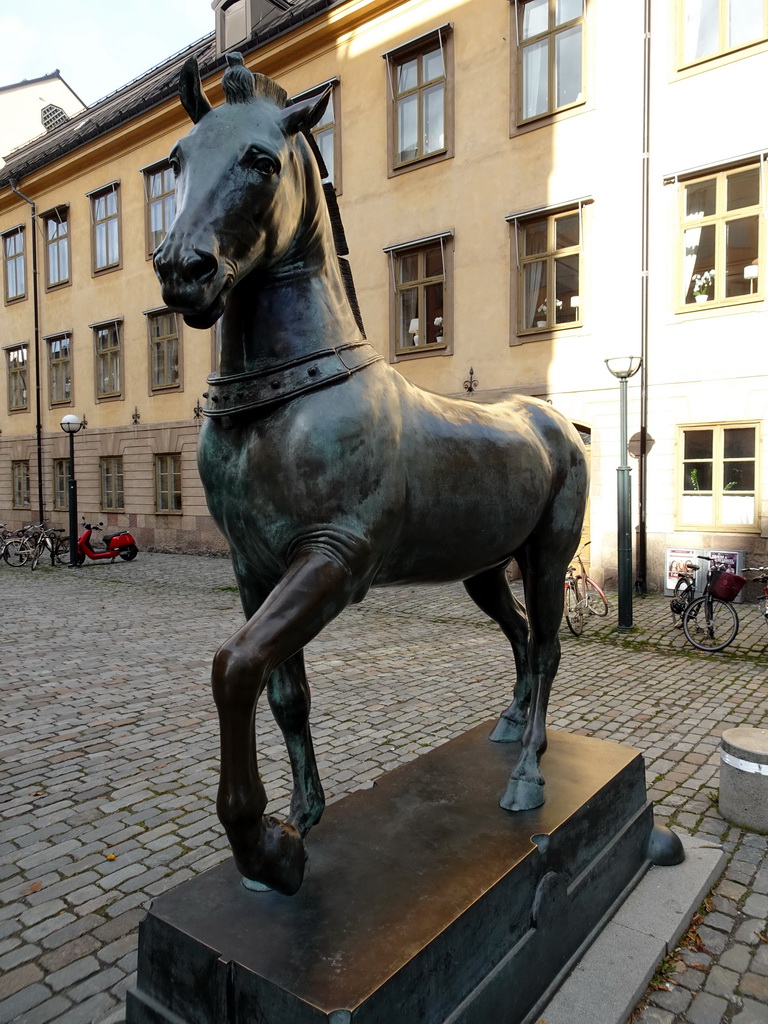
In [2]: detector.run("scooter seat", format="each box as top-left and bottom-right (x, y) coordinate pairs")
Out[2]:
(103, 533), (120, 545)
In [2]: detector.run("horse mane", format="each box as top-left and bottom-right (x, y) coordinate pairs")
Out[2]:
(223, 53), (287, 108)
(222, 53), (366, 338)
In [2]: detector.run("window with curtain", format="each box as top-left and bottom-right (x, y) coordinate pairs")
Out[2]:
(516, 0), (585, 124)
(101, 456), (125, 511)
(7, 345), (28, 411)
(94, 321), (122, 398)
(389, 237), (450, 357)
(43, 208), (70, 288)
(144, 162), (177, 254)
(90, 185), (120, 272)
(384, 28), (453, 174)
(516, 208), (581, 333)
(53, 459), (70, 510)
(681, 0), (768, 66)
(679, 424), (758, 530)
(155, 454), (182, 512)
(12, 461), (30, 508)
(147, 310), (181, 390)
(3, 227), (26, 302)
(47, 334), (72, 405)
(680, 164), (761, 307)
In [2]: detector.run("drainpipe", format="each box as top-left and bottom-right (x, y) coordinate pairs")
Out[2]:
(8, 179), (44, 524)
(636, 0), (651, 595)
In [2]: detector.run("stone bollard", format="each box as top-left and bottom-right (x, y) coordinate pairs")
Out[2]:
(719, 727), (768, 832)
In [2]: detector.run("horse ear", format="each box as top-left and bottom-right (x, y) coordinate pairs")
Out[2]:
(180, 57), (213, 124)
(281, 86), (332, 136)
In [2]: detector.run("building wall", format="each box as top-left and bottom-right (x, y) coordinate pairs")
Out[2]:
(1, 0), (766, 583)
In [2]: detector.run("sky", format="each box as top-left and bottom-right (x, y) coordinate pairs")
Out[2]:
(0, 1), (215, 106)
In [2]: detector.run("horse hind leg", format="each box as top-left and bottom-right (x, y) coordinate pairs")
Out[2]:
(266, 651), (325, 836)
(463, 562), (532, 743)
(500, 541), (570, 812)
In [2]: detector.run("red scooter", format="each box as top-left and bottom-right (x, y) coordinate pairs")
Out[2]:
(75, 519), (139, 564)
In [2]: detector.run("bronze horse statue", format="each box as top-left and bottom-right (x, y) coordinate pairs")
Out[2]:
(154, 55), (589, 895)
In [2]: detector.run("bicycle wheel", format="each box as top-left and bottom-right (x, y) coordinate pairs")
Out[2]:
(4, 538), (31, 566)
(585, 577), (609, 616)
(564, 582), (585, 636)
(31, 542), (43, 571)
(54, 536), (70, 564)
(682, 596), (739, 652)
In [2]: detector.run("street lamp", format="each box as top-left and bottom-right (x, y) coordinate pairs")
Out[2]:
(60, 414), (82, 567)
(605, 357), (642, 630)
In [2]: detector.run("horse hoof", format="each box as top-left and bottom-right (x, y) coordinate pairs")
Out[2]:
(500, 777), (544, 812)
(237, 816), (307, 895)
(489, 715), (525, 743)
(242, 876), (272, 892)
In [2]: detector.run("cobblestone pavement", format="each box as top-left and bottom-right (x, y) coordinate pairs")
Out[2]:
(1, 553), (767, 1024)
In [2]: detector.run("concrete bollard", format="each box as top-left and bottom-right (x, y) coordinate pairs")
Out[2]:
(719, 727), (768, 832)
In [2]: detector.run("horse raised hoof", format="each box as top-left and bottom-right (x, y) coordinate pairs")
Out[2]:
(236, 815), (307, 896)
(500, 775), (545, 812)
(489, 713), (525, 743)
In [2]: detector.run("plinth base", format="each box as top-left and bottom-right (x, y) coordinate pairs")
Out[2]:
(127, 725), (659, 1024)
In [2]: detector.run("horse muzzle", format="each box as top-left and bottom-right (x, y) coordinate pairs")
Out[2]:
(153, 243), (227, 326)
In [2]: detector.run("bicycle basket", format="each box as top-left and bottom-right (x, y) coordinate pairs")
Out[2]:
(711, 571), (746, 602)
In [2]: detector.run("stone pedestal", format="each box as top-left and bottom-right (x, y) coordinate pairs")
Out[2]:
(719, 726), (768, 831)
(127, 724), (662, 1024)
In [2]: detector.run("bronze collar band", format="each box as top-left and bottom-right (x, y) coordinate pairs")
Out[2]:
(203, 342), (383, 418)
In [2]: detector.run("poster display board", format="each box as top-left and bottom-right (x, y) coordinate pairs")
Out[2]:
(664, 548), (746, 601)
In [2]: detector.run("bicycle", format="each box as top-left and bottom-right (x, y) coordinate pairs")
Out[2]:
(744, 566), (768, 625)
(4, 523), (68, 568)
(564, 541), (609, 636)
(669, 560), (699, 627)
(30, 524), (69, 570)
(675, 556), (745, 652)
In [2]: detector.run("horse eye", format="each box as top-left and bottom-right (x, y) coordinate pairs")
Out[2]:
(252, 155), (277, 176)
(168, 155), (181, 176)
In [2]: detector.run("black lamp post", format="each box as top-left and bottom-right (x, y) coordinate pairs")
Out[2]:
(60, 414), (82, 567)
(605, 357), (642, 630)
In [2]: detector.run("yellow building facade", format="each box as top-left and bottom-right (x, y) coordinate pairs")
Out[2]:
(1, 0), (766, 587)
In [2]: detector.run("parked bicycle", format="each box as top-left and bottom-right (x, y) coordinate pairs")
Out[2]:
(3, 522), (69, 568)
(564, 541), (609, 636)
(744, 566), (768, 626)
(670, 556), (745, 652)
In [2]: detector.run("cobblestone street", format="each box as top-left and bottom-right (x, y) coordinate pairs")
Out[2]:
(1, 553), (767, 1024)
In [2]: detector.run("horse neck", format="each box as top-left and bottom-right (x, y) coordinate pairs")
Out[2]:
(218, 173), (362, 377)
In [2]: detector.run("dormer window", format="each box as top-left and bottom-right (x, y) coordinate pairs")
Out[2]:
(213, 0), (292, 55)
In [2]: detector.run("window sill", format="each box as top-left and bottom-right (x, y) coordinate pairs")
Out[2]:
(394, 343), (450, 362)
(4, 294), (27, 306)
(512, 100), (587, 138)
(150, 384), (182, 394)
(155, 510), (183, 517)
(389, 148), (452, 179)
(92, 264), (121, 278)
(45, 280), (71, 293)
(677, 524), (760, 534)
(676, 295), (762, 315)
(96, 393), (124, 403)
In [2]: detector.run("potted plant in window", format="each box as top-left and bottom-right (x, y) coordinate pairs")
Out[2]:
(434, 315), (443, 344)
(692, 269), (715, 303)
(535, 299), (562, 327)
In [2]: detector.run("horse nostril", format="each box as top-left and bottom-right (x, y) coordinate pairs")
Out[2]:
(183, 249), (217, 285)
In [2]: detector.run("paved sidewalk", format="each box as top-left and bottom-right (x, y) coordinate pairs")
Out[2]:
(1, 553), (767, 1024)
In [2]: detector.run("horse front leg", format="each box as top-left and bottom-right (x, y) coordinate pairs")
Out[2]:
(266, 652), (325, 836)
(500, 552), (564, 812)
(212, 549), (357, 894)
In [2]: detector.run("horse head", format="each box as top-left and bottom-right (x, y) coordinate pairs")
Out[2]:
(154, 55), (331, 330)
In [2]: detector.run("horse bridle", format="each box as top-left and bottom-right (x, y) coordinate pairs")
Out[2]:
(202, 341), (383, 420)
